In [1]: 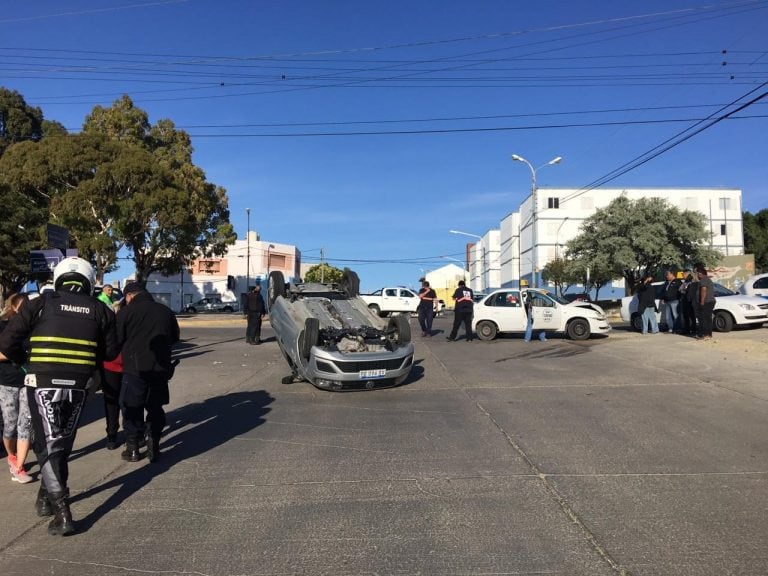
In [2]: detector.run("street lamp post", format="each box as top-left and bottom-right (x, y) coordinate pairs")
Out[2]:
(266, 244), (275, 276)
(246, 208), (251, 293)
(555, 216), (570, 260)
(449, 229), (485, 292)
(511, 154), (562, 288)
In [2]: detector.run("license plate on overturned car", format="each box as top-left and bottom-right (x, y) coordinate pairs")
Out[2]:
(359, 368), (387, 379)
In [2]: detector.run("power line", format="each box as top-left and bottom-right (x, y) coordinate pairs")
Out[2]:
(175, 114), (766, 138)
(17, 1), (768, 105)
(560, 82), (768, 204)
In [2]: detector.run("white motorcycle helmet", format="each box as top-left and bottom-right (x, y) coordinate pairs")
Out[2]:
(53, 257), (96, 295)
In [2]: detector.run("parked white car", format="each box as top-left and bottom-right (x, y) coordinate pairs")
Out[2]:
(472, 288), (612, 341)
(620, 281), (768, 332)
(738, 273), (768, 299)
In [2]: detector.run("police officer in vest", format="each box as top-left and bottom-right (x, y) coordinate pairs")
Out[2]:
(0, 257), (118, 536)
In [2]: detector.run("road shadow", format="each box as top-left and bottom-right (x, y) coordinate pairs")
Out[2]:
(71, 390), (273, 533)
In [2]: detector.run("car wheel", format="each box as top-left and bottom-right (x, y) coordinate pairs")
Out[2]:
(222, 306), (233, 313)
(713, 310), (734, 332)
(369, 304), (382, 317)
(567, 318), (590, 340)
(630, 313), (642, 332)
(299, 317), (320, 359)
(268, 271), (286, 308)
(387, 314), (411, 345)
(341, 268), (360, 297)
(187, 307), (197, 313)
(476, 320), (497, 341)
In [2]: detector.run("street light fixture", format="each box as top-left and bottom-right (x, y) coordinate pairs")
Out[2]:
(246, 208), (251, 292)
(449, 229), (486, 291)
(440, 256), (468, 283)
(511, 154), (562, 288)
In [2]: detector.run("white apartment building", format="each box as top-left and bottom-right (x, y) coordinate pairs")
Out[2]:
(463, 229), (501, 293)
(500, 187), (743, 299)
(143, 231), (301, 310)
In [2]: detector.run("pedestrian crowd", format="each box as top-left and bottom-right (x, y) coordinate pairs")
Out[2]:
(0, 257), (179, 536)
(636, 263), (716, 340)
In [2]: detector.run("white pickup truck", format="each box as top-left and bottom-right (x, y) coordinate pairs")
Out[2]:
(360, 287), (421, 317)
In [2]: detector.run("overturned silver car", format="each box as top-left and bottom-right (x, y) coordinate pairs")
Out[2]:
(267, 269), (414, 391)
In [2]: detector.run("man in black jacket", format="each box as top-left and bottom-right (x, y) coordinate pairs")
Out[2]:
(244, 284), (266, 344)
(661, 270), (682, 333)
(117, 282), (180, 463)
(637, 274), (660, 334)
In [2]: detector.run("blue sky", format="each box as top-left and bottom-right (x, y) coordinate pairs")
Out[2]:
(3, 1), (767, 291)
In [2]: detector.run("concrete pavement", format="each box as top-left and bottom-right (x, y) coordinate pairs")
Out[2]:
(0, 314), (766, 575)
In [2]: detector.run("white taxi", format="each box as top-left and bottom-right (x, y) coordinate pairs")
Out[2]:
(472, 288), (612, 341)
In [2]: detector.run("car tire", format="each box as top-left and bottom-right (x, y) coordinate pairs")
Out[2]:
(299, 317), (320, 359)
(187, 307), (197, 314)
(268, 271), (286, 308)
(222, 306), (233, 313)
(475, 320), (497, 341)
(387, 314), (411, 345)
(713, 310), (734, 332)
(369, 304), (382, 317)
(567, 318), (591, 340)
(341, 268), (360, 297)
(630, 313), (642, 332)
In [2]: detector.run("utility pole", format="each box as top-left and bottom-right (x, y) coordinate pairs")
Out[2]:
(246, 208), (251, 292)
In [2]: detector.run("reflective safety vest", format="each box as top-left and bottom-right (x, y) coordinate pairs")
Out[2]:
(25, 291), (115, 378)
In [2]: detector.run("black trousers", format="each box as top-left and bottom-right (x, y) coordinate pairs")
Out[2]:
(449, 309), (473, 340)
(417, 306), (434, 334)
(681, 299), (697, 334)
(102, 368), (122, 437)
(696, 301), (715, 337)
(120, 373), (168, 445)
(28, 382), (88, 495)
(246, 313), (263, 343)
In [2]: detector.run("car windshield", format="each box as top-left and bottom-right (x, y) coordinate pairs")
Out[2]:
(713, 283), (736, 297)
(531, 289), (569, 305)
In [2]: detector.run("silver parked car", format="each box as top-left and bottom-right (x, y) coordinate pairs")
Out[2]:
(267, 269), (414, 391)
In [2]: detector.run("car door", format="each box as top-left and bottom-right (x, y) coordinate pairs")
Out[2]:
(528, 291), (563, 331)
(399, 288), (418, 311)
(485, 290), (526, 332)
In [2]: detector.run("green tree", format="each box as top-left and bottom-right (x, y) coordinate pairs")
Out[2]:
(567, 196), (721, 294)
(0, 89), (51, 298)
(541, 257), (577, 296)
(304, 263), (344, 284)
(743, 209), (768, 272)
(0, 88), (43, 156)
(564, 256), (616, 301)
(76, 95), (235, 281)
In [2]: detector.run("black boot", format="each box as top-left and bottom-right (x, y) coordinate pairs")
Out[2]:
(145, 434), (161, 463)
(47, 491), (75, 536)
(106, 434), (121, 450)
(121, 441), (143, 462)
(35, 485), (53, 517)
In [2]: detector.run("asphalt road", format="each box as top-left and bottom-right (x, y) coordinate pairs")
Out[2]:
(1, 313), (767, 576)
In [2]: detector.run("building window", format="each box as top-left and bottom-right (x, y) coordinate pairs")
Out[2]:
(720, 224), (727, 236)
(196, 259), (221, 274)
(547, 197), (560, 209)
(719, 197), (731, 210)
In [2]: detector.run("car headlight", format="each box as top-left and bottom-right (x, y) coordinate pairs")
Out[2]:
(738, 303), (755, 311)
